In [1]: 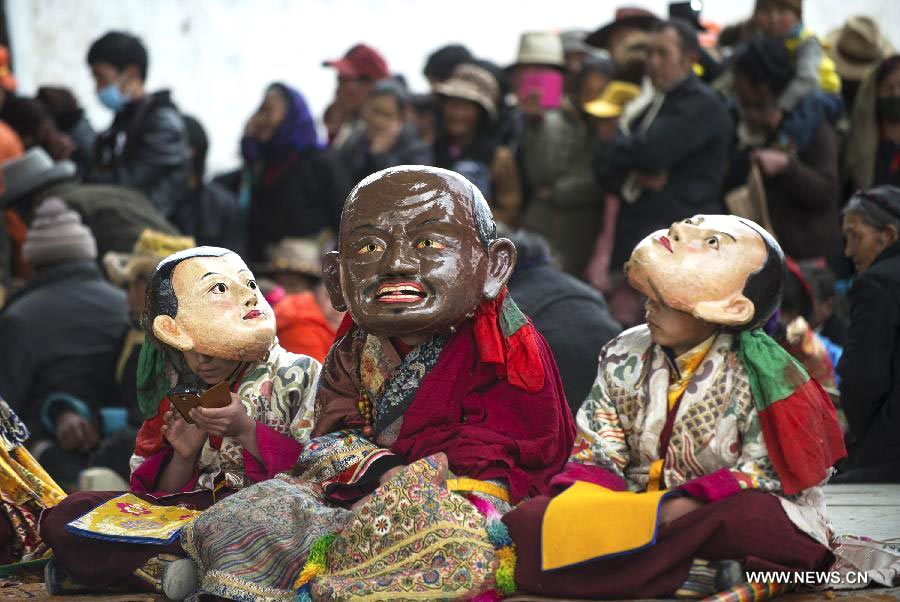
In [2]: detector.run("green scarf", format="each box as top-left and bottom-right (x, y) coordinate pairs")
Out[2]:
(136, 339), (169, 419)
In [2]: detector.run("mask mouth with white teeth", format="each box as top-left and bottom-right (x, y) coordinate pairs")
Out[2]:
(373, 280), (429, 304)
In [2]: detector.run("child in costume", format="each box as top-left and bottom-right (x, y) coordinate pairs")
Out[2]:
(504, 214), (846, 599)
(39, 247), (320, 600)
(180, 166), (575, 601)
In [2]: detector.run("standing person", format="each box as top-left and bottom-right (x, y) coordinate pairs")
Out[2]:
(522, 55), (615, 276)
(586, 7), (661, 83)
(845, 55), (900, 191)
(727, 37), (842, 261)
(337, 79), (433, 184)
(593, 19), (731, 325)
(322, 44), (390, 150)
(433, 63), (522, 226)
(225, 83), (350, 262)
(836, 186), (900, 483)
(826, 17), (894, 115)
(0, 198), (128, 489)
(85, 31), (191, 221)
(36, 86), (97, 175)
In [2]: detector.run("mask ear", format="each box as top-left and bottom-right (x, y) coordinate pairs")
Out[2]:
(322, 251), (347, 312)
(692, 295), (755, 327)
(152, 315), (194, 351)
(482, 238), (517, 300)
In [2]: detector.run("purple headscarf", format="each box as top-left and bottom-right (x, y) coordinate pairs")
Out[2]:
(241, 82), (320, 164)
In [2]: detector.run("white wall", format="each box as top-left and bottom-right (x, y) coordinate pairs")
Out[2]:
(7, 0), (900, 174)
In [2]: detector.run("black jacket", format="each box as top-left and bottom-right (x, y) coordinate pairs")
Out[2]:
(86, 90), (191, 221)
(509, 258), (622, 415)
(338, 123), (433, 184)
(234, 149), (352, 262)
(0, 261), (127, 440)
(593, 75), (731, 269)
(837, 243), (900, 482)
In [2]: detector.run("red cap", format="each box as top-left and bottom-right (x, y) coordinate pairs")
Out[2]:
(323, 44), (389, 80)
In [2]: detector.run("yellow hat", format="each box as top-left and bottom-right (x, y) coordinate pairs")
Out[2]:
(583, 81), (641, 119)
(103, 229), (196, 286)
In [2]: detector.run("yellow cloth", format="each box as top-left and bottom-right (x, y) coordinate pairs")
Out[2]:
(66, 493), (202, 544)
(541, 481), (672, 570)
(0, 445), (65, 508)
(785, 28), (842, 94)
(446, 477), (510, 503)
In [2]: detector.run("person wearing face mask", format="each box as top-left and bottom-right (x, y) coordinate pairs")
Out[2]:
(845, 56), (900, 193)
(835, 186), (900, 483)
(84, 31), (191, 223)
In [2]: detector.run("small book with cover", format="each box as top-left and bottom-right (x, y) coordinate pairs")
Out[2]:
(65, 493), (202, 545)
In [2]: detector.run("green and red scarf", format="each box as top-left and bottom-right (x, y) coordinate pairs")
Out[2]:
(739, 329), (846, 494)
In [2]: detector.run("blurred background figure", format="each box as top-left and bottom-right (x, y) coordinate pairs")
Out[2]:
(323, 44), (391, 150)
(36, 86), (97, 174)
(827, 16), (895, 115)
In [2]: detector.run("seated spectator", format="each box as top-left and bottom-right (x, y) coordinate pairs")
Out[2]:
(0, 148), (180, 279)
(826, 16), (894, 115)
(85, 31), (191, 221)
(410, 92), (438, 146)
(323, 44), (391, 150)
(175, 115), (242, 252)
(40, 246), (320, 599)
(423, 43), (473, 90)
(337, 79), (433, 184)
(845, 55), (900, 191)
(36, 86), (97, 174)
(593, 19), (731, 324)
(256, 237), (344, 362)
(504, 228), (621, 415)
(219, 83), (351, 262)
(727, 36), (842, 261)
(0, 198), (128, 488)
(0, 395), (66, 564)
(433, 63), (522, 226)
(836, 186), (900, 483)
(1, 95), (76, 162)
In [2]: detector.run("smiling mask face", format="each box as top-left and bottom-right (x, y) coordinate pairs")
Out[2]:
(324, 166), (516, 339)
(625, 215), (769, 327)
(151, 252), (275, 360)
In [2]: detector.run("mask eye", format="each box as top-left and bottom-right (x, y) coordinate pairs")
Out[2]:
(248, 280), (258, 290)
(210, 282), (227, 294)
(415, 238), (445, 250)
(706, 237), (719, 249)
(357, 242), (383, 255)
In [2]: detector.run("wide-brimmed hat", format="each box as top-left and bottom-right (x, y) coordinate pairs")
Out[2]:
(0, 147), (76, 207)
(584, 80), (642, 119)
(103, 229), (196, 286)
(827, 16), (895, 81)
(513, 31), (565, 68)
(586, 7), (661, 50)
(433, 63), (500, 119)
(255, 237), (323, 279)
(669, 1), (707, 32)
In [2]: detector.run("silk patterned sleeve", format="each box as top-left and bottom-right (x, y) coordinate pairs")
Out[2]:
(568, 367), (630, 481)
(730, 404), (782, 492)
(286, 356), (321, 442)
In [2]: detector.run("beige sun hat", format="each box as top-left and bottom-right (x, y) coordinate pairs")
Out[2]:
(433, 63), (500, 119)
(827, 16), (895, 81)
(513, 31), (565, 68)
(584, 80), (642, 119)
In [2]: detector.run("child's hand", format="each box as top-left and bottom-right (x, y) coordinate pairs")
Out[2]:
(162, 408), (207, 460)
(190, 393), (255, 440)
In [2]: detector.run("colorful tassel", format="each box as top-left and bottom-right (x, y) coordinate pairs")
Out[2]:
(466, 494), (518, 597)
(294, 533), (336, 601)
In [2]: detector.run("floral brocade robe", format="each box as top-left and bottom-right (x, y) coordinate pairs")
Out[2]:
(571, 326), (831, 545)
(130, 344), (320, 492)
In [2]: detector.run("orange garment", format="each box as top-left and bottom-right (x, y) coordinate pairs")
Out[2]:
(0, 121), (23, 163)
(274, 292), (336, 362)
